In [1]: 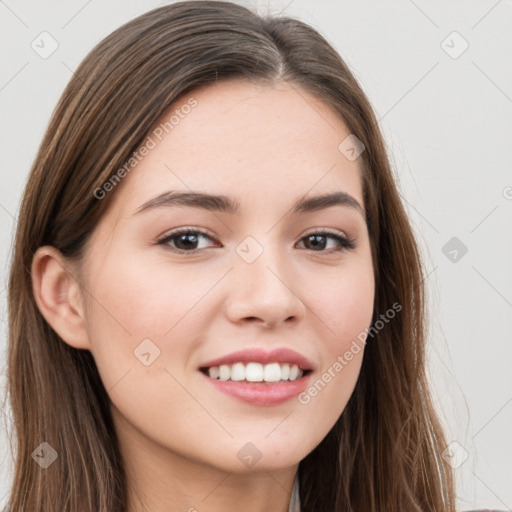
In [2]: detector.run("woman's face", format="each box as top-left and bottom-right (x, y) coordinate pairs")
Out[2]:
(77, 79), (375, 474)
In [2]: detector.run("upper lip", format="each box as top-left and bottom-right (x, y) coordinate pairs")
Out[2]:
(199, 347), (314, 371)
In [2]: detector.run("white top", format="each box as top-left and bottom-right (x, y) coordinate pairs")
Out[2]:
(287, 473), (301, 512)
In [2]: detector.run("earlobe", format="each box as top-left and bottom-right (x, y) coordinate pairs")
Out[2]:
(31, 245), (91, 350)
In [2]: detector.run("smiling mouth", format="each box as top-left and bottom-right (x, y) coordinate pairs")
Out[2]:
(199, 361), (312, 383)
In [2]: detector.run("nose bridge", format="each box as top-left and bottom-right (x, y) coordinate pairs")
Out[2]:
(235, 234), (287, 294)
(226, 234), (303, 325)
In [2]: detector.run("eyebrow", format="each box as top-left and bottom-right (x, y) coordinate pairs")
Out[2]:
(134, 190), (365, 218)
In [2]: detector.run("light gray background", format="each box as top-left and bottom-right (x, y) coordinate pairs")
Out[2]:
(0, 0), (511, 509)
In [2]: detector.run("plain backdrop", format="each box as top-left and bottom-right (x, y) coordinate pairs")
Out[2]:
(0, 0), (511, 510)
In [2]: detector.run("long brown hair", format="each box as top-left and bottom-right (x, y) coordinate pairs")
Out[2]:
(5, 1), (455, 510)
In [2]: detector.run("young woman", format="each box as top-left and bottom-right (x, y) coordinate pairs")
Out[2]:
(5, 1), (459, 510)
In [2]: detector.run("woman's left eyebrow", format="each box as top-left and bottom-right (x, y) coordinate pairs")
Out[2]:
(133, 190), (365, 218)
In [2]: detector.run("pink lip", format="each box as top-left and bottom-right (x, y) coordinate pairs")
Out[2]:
(200, 371), (313, 406)
(199, 347), (314, 370)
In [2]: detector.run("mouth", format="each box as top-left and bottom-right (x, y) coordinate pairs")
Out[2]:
(197, 347), (315, 405)
(199, 362), (313, 384)
(198, 361), (313, 406)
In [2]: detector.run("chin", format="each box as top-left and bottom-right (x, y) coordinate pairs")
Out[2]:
(197, 435), (315, 474)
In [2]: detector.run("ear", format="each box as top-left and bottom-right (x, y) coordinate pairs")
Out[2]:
(31, 245), (91, 350)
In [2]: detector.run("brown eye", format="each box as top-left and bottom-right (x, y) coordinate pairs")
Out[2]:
(156, 228), (356, 255)
(297, 232), (356, 252)
(157, 229), (218, 253)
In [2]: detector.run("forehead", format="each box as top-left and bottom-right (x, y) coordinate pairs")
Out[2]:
(107, 78), (364, 218)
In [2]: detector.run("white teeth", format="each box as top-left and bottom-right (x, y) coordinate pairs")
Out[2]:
(219, 364), (230, 381)
(263, 362), (281, 382)
(204, 362), (305, 382)
(230, 362), (245, 381)
(280, 363), (290, 380)
(245, 362), (263, 382)
(208, 366), (220, 379)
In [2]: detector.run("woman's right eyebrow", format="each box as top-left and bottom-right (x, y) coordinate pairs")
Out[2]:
(132, 190), (365, 218)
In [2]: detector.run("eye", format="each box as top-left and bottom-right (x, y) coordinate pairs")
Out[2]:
(156, 228), (218, 253)
(157, 227), (356, 255)
(296, 231), (356, 253)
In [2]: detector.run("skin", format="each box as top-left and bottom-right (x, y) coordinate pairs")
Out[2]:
(32, 78), (375, 512)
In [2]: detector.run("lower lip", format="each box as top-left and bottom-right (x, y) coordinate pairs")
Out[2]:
(200, 371), (312, 406)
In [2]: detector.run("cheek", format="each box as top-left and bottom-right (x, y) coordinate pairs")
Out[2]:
(293, 260), (374, 427)
(306, 260), (375, 349)
(85, 253), (212, 338)
(81, 254), (208, 386)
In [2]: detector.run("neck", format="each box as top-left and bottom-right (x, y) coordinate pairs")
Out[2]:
(114, 409), (298, 512)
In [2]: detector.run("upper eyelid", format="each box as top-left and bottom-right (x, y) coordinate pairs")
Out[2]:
(157, 227), (217, 242)
(157, 226), (350, 241)
(156, 227), (354, 249)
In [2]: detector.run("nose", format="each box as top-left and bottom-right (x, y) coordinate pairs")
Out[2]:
(224, 243), (306, 328)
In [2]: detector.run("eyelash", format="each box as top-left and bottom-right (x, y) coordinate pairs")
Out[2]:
(156, 227), (356, 255)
